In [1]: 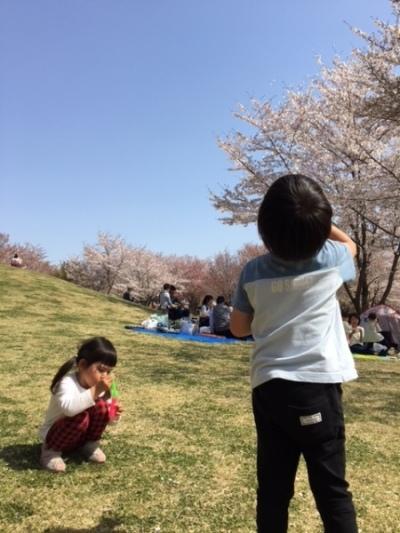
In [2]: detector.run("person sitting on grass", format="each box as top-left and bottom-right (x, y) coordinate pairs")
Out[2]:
(212, 295), (234, 337)
(230, 174), (358, 533)
(10, 252), (24, 268)
(168, 292), (190, 322)
(39, 337), (122, 473)
(122, 286), (135, 302)
(347, 314), (369, 354)
(363, 312), (388, 356)
(199, 294), (215, 328)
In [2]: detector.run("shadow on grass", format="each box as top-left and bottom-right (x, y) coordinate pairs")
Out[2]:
(43, 515), (124, 532)
(0, 443), (42, 470)
(0, 443), (88, 471)
(346, 369), (400, 424)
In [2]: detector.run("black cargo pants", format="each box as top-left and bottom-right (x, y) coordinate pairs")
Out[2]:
(252, 379), (357, 533)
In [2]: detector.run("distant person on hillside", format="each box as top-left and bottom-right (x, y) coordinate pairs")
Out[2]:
(230, 175), (358, 532)
(39, 337), (122, 473)
(159, 283), (173, 312)
(10, 253), (23, 268)
(122, 287), (135, 303)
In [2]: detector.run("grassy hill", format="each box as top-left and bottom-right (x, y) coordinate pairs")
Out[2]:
(0, 264), (399, 532)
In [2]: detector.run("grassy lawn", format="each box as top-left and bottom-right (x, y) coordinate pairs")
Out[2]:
(0, 264), (399, 532)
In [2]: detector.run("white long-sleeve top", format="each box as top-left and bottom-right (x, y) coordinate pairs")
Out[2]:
(39, 372), (95, 441)
(199, 305), (210, 318)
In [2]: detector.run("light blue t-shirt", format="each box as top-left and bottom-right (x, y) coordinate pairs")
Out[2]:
(233, 240), (358, 388)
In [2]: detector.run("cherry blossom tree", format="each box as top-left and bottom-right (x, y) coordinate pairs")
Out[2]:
(212, 6), (400, 313)
(122, 247), (174, 304)
(203, 250), (241, 302)
(237, 243), (266, 267)
(354, 1), (400, 126)
(63, 232), (181, 304)
(63, 233), (137, 294)
(164, 255), (210, 311)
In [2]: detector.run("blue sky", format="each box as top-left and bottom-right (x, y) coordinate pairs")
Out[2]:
(0, 0), (393, 264)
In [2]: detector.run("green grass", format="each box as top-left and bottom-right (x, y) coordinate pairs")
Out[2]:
(0, 263), (399, 532)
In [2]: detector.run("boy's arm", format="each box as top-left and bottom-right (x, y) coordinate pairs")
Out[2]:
(230, 308), (253, 337)
(329, 225), (357, 258)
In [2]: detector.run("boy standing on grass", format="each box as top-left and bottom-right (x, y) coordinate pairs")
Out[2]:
(230, 175), (358, 533)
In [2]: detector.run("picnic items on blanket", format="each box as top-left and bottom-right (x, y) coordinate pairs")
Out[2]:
(141, 313), (169, 330)
(180, 318), (194, 335)
(126, 325), (245, 344)
(141, 313), (197, 335)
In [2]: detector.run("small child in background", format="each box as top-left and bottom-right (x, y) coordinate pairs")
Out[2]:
(39, 337), (122, 473)
(363, 312), (388, 355)
(347, 314), (367, 354)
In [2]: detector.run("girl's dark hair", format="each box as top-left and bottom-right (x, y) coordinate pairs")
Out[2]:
(202, 294), (213, 306)
(368, 312), (377, 320)
(50, 337), (117, 393)
(257, 174), (333, 261)
(348, 314), (360, 325)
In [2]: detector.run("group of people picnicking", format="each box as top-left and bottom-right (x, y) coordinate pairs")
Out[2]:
(158, 283), (247, 338)
(126, 283), (400, 351)
(343, 311), (398, 356)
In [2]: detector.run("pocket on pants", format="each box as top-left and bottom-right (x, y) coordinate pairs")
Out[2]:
(285, 396), (338, 446)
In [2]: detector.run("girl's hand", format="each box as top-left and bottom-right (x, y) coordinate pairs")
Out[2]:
(115, 401), (123, 420)
(92, 374), (113, 399)
(108, 400), (123, 424)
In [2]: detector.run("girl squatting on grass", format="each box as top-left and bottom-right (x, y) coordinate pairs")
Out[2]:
(39, 337), (121, 473)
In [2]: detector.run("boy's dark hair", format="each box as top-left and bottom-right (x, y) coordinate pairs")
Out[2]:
(216, 296), (225, 305)
(50, 337), (117, 393)
(368, 312), (377, 320)
(163, 283), (170, 290)
(257, 174), (332, 261)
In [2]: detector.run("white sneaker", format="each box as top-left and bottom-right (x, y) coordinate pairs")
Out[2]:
(81, 441), (106, 463)
(40, 445), (66, 473)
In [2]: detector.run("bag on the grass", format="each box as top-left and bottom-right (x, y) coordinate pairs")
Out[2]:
(180, 319), (194, 335)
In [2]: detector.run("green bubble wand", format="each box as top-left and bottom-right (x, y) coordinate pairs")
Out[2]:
(109, 380), (120, 419)
(110, 380), (119, 399)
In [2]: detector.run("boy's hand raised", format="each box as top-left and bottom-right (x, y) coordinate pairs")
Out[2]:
(329, 225), (357, 258)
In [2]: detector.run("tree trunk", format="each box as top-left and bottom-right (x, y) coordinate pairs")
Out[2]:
(379, 244), (400, 305)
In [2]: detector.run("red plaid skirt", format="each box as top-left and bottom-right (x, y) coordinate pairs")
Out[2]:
(45, 399), (109, 452)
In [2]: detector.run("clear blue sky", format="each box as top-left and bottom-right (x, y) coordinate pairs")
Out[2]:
(0, 0), (393, 264)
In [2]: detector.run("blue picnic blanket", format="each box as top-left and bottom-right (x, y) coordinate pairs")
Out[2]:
(125, 325), (249, 344)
